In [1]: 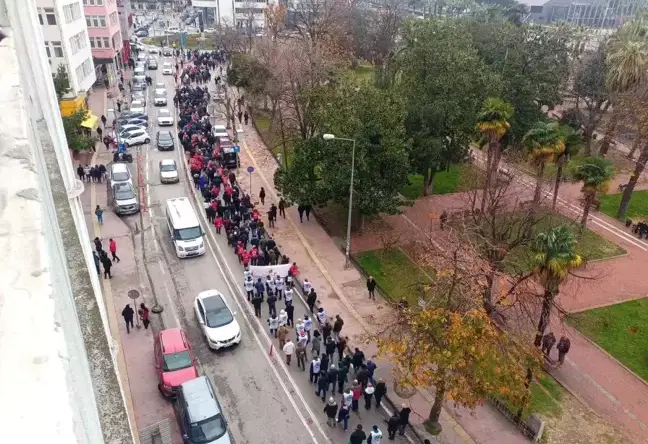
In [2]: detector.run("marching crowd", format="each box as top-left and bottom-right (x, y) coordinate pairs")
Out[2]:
(173, 48), (416, 444)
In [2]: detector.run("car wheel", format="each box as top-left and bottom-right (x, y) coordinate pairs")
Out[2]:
(145, 138), (150, 144)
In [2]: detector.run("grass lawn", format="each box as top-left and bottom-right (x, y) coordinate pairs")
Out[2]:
(503, 211), (626, 273)
(401, 164), (480, 200)
(599, 190), (648, 221)
(351, 64), (376, 85)
(495, 375), (564, 420)
(570, 298), (648, 382)
(354, 248), (433, 306)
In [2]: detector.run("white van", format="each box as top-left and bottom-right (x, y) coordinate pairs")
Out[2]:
(166, 197), (205, 258)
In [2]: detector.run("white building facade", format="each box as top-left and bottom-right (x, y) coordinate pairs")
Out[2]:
(36, 0), (96, 96)
(193, 0), (274, 30)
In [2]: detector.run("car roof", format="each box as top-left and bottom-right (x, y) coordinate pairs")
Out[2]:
(159, 328), (189, 354)
(114, 182), (133, 191)
(181, 376), (221, 422)
(161, 158), (176, 166)
(159, 109), (170, 114)
(157, 130), (172, 137)
(198, 291), (227, 311)
(111, 163), (129, 173)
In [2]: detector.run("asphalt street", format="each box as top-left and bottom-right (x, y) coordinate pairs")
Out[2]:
(111, 37), (410, 443)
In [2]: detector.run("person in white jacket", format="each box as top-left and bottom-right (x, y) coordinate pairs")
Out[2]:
(317, 307), (327, 327)
(284, 285), (294, 306)
(278, 309), (288, 327)
(303, 278), (312, 294)
(244, 275), (254, 301)
(274, 274), (284, 299)
(267, 314), (279, 338)
(368, 425), (383, 444)
(364, 382), (376, 409)
(283, 339), (295, 365)
(303, 315), (313, 343)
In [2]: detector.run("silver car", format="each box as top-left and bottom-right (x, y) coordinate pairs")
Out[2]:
(159, 159), (179, 183)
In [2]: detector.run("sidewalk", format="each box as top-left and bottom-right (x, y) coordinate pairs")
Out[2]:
(84, 89), (180, 443)
(213, 113), (521, 443)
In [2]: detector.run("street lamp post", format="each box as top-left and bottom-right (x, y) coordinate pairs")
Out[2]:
(323, 133), (356, 269)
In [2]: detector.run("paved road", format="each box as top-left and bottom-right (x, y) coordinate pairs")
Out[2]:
(130, 51), (409, 444)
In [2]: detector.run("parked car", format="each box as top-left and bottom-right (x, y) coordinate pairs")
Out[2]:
(154, 328), (198, 397)
(122, 118), (149, 128)
(130, 100), (146, 114)
(118, 123), (147, 136)
(176, 376), (232, 444)
(149, 58), (158, 70)
(167, 26), (180, 33)
(131, 91), (147, 106)
(157, 108), (174, 126)
(117, 111), (148, 122)
(132, 82), (147, 92)
(159, 159), (179, 183)
(194, 290), (241, 350)
(109, 163), (133, 190)
(156, 130), (174, 151)
(162, 62), (173, 75)
(121, 129), (150, 147)
(111, 183), (139, 216)
(135, 29), (148, 37)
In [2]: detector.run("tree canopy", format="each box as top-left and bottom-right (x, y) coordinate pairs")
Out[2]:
(62, 109), (95, 152)
(53, 64), (72, 101)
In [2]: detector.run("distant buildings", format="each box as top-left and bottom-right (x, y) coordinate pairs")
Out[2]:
(82, 0), (124, 86)
(36, 0), (96, 96)
(524, 0), (648, 29)
(192, 0), (275, 30)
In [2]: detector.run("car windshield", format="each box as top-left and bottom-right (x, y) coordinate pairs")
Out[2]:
(159, 132), (172, 141)
(159, 110), (170, 117)
(163, 350), (192, 372)
(206, 305), (234, 329)
(115, 185), (134, 200)
(189, 415), (227, 444)
(112, 171), (129, 181)
(174, 226), (202, 240)
(160, 164), (176, 172)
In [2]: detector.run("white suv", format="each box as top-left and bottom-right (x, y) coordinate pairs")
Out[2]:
(162, 63), (173, 75)
(121, 129), (150, 147)
(157, 108), (174, 126)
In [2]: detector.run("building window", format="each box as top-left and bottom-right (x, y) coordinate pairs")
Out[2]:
(70, 31), (87, 55)
(235, 7), (265, 14)
(44, 42), (51, 58)
(110, 12), (118, 25)
(37, 8), (44, 25)
(89, 37), (112, 49)
(103, 37), (111, 48)
(86, 15), (107, 28)
(43, 7), (57, 25)
(83, 0), (104, 5)
(75, 58), (93, 81)
(51, 41), (64, 58)
(63, 3), (82, 23)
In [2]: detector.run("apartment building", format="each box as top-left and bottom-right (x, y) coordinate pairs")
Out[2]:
(193, 0), (275, 30)
(116, 0), (132, 65)
(36, 0), (96, 96)
(82, 0), (124, 86)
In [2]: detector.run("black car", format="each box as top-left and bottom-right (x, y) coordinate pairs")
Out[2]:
(123, 118), (149, 128)
(156, 130), (175, 151)
(117, 112), (148, 123)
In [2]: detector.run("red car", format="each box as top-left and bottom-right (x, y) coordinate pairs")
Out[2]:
(154, 328), (199, 397)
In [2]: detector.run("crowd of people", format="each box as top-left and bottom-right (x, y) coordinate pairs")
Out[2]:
(173, 49), (415, 444)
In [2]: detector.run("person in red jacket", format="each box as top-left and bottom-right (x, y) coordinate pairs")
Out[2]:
(250, 246), (259, 265)
(214, 216), (223, 234)
(289, 262), (299, 277)
(241, 250), (250, 267)
(351, 381), (362, 411)
(210, 185), (220, 199)
(252, 208), (260, 221)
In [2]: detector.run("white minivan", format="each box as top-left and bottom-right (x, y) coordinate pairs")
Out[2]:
(165, 197), (205, 258)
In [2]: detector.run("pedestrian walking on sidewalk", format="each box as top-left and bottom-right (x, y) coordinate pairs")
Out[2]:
(374, 378), (387, 408)
(244, 110), (249, 125)
(387, 413), (399, 440)
(351, 381), (361, 411)
(122, 304), (135, 334)
(101, 114), (107, 127)
(368, 425), (383, 444)
(307, 289), (317, 314)
(309, 354), (321, 384)
(337, 403), (350, 431)
(296, 340), (307, 370)
(77, 165), (85, 181)
(93, 236), (103, 253)
(367, 275), (377, 300)
(237, 110), (243, 123)
(557, 336), (571, 366)
(298, 204), (305, 222)
(349, 424), (367, 444)
(92, 251), (101, 276)
(95, 205), (104, 225)
(332, 314), (344, 342)
(304, 204), (311, 221)
(337, 335), (348, 361)
(283, 339), (295, 365)
(109, 238), (121, 262)
(398, 404), (411, 436)
(139, 303), (150, 329)
(101, 255), (113, 279)
(364, 383), (375, 409)
(323, 397), (338, 427)
(278, 198), (286, 218)
(259, 187), (266, 205)
(541, 332), (556, 356)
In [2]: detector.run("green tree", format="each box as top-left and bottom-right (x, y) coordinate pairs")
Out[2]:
(600, 19), (648, 156)
(275, 81), (409, 224)
(523, 121), (564, 213)
(572, 47), (610, 155)
(62, 109), (96, 152)
(552, 125), (582, 209)
(393, 19), (500, 196)
(468, 22), (572, 147)
(227, 53), (270, 100)
(476, 97), (514, 213)
(570, 156), (614, 227)
(52, 64), (72, 101)
(532, 226), (582, 346)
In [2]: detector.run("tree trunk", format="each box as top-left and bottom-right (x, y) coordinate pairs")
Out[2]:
(627, 137), (642, 159)
(599, 113), (618, 157)
(423, 169), (436, 196)
(617, 145), (648, 220)
(552, 160), (564, 210)
(426, 381), (446, 433)
(483, 270), (496, 314)
(581, 190), (593, 227)
(480, 138), (499, 217)
(534, 288), (554, 346)
(584, 124), (595, 155)
(532, 162), (546, 211)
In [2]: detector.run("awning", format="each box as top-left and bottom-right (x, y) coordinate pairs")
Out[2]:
(80, 113), (99, 130)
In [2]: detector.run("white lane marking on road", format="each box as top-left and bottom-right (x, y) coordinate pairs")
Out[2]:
(157, 261), (166, 276)
(170, 100), (326, 444)
(162, 281), (181, 328)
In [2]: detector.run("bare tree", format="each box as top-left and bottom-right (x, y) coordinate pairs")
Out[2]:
(212, 19), (248, 54)
(289, 0), (351, 44)
(265, 3), (287, 40)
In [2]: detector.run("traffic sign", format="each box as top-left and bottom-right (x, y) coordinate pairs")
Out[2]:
(247, 166), (254, 173)
(234, 145), (240, 153)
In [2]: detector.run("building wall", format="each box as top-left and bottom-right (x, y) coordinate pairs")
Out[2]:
(36, 0), (95, 95)
(193, 0), (273, 29)
(117, 0), (132, 62)
(84, 0), (123, 61)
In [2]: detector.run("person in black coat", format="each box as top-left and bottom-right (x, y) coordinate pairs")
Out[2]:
(349, 425), (367, 444)
(307, 289), (317, 313)
(387, 413), (400, 440)
(367, 276), (377, 300)
(121, 304), (135, 334)
(398, 404), (412, 435)
(374, 378), (387, 408)
(323, 397), (338, 427)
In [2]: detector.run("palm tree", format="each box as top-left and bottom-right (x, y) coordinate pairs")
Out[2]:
(600, 19), (648, 156)
(532, 226), (583, 346)
(476, 97), (514, 215)
(571, 156), (615, 227)
(552, 126), (583, 210)
(523, 121), (564, 212)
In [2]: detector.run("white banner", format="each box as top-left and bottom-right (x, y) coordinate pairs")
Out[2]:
(249, 264), (291, 281)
